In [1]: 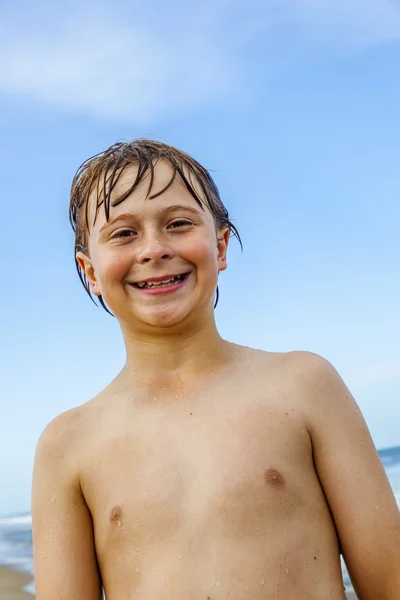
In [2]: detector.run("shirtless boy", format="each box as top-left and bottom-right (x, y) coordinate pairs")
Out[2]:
(32, 139), (400, 599)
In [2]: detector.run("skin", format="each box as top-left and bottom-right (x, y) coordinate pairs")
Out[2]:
(32, 162), (400, 599)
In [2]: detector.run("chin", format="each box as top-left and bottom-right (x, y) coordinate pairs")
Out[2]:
(145, 312), (190, 329)
(131, 305), (192, 330)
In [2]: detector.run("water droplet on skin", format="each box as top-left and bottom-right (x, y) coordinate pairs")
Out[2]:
(117, 520), (122, 527)
(221, 440), (226, 444)
(178, 555), (182, 559)
(151, 493), (156, 497)
(50, 496), (56, 503)
(136, 568), (140, 573)
(285, 568), (289, 574)
(260, 578), (265, 586)
(216, 582), (220, 586)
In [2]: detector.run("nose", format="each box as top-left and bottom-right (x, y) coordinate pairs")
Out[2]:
(136, 230), (175, 264)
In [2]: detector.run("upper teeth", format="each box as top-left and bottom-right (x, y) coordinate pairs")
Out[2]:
(136, 275), (182, 288)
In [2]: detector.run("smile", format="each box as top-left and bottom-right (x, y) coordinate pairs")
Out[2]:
(131, 273), (190, 294)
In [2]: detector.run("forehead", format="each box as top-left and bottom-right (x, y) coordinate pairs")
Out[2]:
(88, 159), (210, 229)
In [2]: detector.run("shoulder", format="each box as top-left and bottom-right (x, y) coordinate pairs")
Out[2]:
(238, 346), (337, 382)
(35, 397), (101, 470)
(34, 407), (83, 469)
(285, 350), (341, 385)
(35, 382), (121, 460)
(284, 351), (366, 441)
(244, 347), (353, 411)
(286, 350), (353, 401)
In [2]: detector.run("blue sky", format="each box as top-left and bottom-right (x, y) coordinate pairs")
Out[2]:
(1, 0), (400, 516)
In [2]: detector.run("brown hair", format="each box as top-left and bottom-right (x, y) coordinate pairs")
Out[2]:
(69, 138), (242, 313)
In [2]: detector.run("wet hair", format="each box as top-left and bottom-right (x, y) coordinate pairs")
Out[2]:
(69, 138), (242, 314)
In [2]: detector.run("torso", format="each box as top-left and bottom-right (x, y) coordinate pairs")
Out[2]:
(76, 347), (347, 599)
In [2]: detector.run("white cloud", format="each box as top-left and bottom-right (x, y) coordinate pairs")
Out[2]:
(0, 0), (400, 122)
(0, 6), (236, 123)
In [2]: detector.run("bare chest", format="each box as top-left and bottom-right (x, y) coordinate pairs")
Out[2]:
(82, 394), (316, 552)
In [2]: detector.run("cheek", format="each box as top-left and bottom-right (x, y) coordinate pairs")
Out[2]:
(94, 250), (131, 284)
(185, 233), (219, 272)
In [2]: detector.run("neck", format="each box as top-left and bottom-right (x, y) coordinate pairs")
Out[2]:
(118, 317), (232, 394)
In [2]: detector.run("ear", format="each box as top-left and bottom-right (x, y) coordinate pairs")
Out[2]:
(216, 227), (230, 273)
(76, 251), (102, 297)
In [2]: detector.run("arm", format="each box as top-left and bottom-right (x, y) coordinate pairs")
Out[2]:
(32, 412), (103, 600)
(298, 352), (400, 600)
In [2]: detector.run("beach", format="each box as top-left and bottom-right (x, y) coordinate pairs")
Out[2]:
(0, 567), (33, 599)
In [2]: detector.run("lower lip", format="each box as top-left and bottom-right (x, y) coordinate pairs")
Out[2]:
(131, 274), (190, 295)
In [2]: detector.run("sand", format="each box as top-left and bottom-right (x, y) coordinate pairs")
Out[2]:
(0, 567), (34, 599)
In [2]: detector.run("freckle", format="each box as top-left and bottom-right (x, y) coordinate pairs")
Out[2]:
(314, 556), (317, 560)
(110, 505), (123, 526)
(189, 413), (192, 415)
(264, 468), (285, 486)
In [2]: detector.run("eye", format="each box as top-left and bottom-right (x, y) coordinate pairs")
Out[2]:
(168, 219), (193, 229)
(111, 229), (136, 240)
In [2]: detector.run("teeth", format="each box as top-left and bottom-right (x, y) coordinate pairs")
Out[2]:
(136, 275), (184, 289)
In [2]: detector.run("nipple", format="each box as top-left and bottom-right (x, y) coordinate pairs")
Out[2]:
(110, 505), (123, 527)
(264, 468), (285, 486)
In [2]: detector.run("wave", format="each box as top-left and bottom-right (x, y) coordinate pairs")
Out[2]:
(0, 514), (32, 527)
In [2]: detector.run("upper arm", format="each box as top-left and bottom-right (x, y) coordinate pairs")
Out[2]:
(299, 352), (400, 600)
(32, 413), (102, 600)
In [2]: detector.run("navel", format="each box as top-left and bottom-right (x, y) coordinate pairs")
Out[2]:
(264, 467), (285, 486)
(110, 505), (123, 527)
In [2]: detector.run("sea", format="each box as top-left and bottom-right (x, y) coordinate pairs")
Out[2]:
(1, 446), (400, 597)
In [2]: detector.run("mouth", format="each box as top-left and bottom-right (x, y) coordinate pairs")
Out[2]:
(131, 273), (190, 294)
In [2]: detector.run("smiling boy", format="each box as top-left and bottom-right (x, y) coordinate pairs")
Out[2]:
(32, 139), (400, 600)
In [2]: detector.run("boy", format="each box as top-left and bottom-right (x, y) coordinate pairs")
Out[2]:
(32, 139), (400, 599)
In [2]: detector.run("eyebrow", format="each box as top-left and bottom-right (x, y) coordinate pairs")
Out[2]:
(99, 204), (203, 233)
